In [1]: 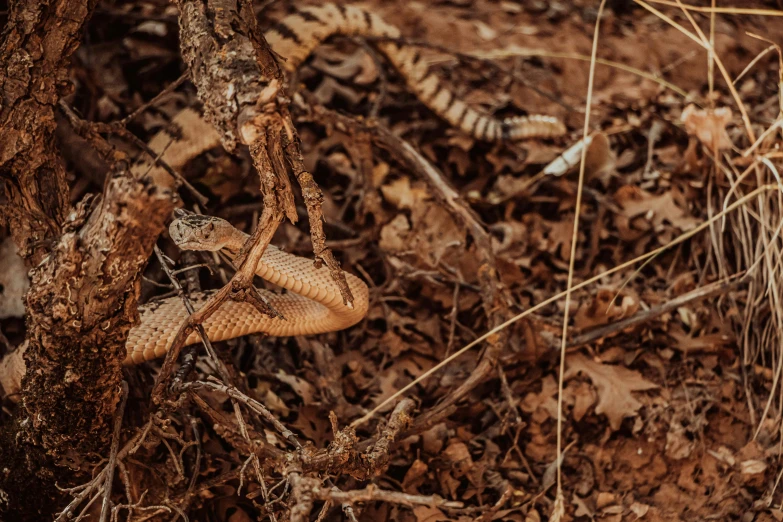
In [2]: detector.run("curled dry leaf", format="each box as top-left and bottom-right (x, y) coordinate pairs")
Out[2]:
(311, 48), (380, 85)
(573, 288), (639, 332)
(312, 76), (365, 105)
(275, 370), (317, 404)
(542, 133), (615, 184)
(402, 459), (429, 492)
(665, 421), (695, 460)
(740, 458), (768, 489)
(740, 460), (767, 475)
(572, 495), (594, 519)
(570, 380), (597, 423)
(412, 505), (449, 522)
(669, 329), (734, 354)
(379, 214), (412, 252)
(381, 177), (431, 210)
(521, 374), (558, 419)
(379, 175), (471, 271)
(473, 20), (498, 41)
(441, 440), (473, 478)
(681, 104), (733, 152)
(630, 503), (650, 518)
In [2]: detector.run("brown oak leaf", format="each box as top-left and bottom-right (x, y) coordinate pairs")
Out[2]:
(565, 354), (658, 430)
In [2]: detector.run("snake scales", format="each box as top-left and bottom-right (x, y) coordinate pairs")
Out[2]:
(0, 2), (567, 385)
(125, 213), (370, 364)
(129, 3), (567, 364)
(123, 3), (565, 365)
(0, 3), (568, 396)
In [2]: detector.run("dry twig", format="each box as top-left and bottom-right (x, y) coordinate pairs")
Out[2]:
(301, 100), (514, 434)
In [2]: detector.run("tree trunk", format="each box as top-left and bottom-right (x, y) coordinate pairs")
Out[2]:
(0, 0), (177, 518)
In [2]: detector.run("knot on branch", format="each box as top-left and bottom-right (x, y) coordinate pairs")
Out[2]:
(229, 286), (284, 321)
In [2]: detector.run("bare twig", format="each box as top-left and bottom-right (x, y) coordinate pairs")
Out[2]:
(186, 379), (301, 448)
(189, 389), (283, 461)
(497, 366), (522, 425)
(361, 399), (415, 477)
(120, 73), (190, 126)
(569, 275), (746, 347)
(57, 100), (209, 206)
(295, 478), (464, 510)
(166, 418), (203, 522)
(99, 381), (129, 522)
(56, 423), (157, 522)
(171, 251), (207, 384)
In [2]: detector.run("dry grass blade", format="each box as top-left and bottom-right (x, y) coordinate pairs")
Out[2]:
(353, 184), (781, 427)
(472, 48), (692, 100)
(552, 0), (607, 502)
(634, 0), (757, 142)
(646, 0), (783, 16)
(4, 1), (782, 519)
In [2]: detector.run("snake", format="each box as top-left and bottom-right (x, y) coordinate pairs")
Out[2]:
(0, 2), (567, 387)
(132, 3), (567, 364)
(125, 212), (370, 365)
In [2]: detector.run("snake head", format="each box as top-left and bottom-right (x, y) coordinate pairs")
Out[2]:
(169, 210), (235, 252)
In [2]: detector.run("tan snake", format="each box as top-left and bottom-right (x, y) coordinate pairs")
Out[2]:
(0, 3), (565, 391)
(124, 213), (369, 365)
(121, 3), (565, 364)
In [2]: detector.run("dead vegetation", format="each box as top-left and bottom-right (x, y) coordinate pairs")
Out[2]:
(1, 0), (783, 521)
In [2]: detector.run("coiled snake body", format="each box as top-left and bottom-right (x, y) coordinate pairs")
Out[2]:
(0, 3), (566, 394)
(125, 214), (369, 365)
(128, 3), (565, 364)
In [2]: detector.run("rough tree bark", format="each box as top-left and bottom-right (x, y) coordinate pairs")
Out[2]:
(0, 0), (94, 266)
(0, 0), (179, 518)
(1, 0), (468, 517)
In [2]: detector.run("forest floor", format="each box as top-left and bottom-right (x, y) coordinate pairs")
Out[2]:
(2, 1), (783, 521)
